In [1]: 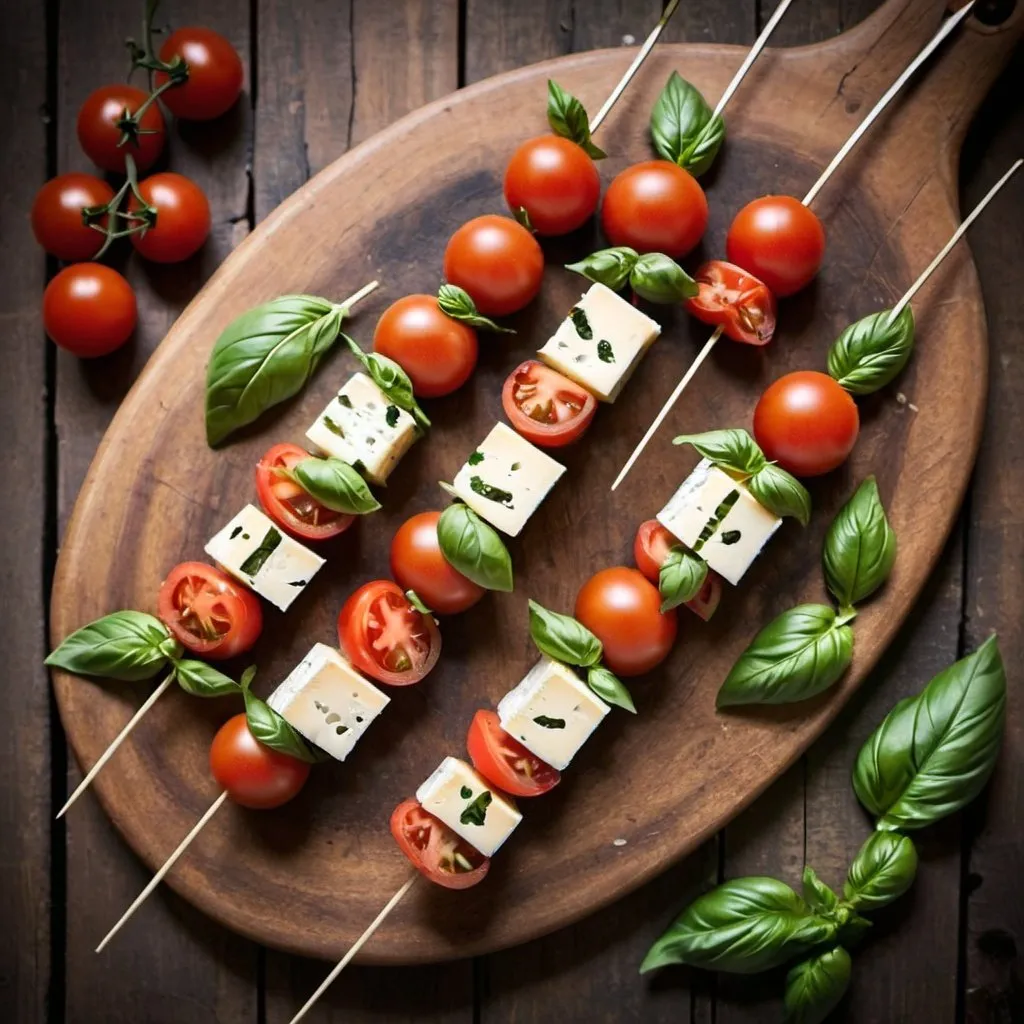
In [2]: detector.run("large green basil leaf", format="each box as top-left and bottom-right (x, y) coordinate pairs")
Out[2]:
(827, 307), (915, 395)
(843, 832), (918, 910)
(174, 660), (242, 698)
(783, 947), (852, 1024)
(673, 428), (767, 478)
(292, 457), (381, 515)
(853, 634), (1006, 830)
(565, 247), (639, 292)
(528, 600), (602, 668)
(659, 546), (708, 611)
(547, 79), (605, 159)
(437, 284), (514, 334)
(205, 295), (342, 447)
(242, 681), (322, 764)
(587, 664), (635, 714)
(748, 462), (812, 526)
(717, 605), (854, 707)
(640, 877), (838, 975)
(649, 71), (723, 176)
(437, 503), (513, 592)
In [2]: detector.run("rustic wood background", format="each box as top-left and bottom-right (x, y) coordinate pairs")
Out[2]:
(2, 0), (1021, 1021)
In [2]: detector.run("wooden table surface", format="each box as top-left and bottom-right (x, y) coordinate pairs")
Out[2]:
(2, 1), (1021, 1021)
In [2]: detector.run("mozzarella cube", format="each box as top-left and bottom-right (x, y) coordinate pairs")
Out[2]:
(415, 756), (522, 858)
(306, 371), (417, 485)
(656, 459), (782, 586)
(537, 282), (661, 402)
(450, 422), (565, 537)
(497, 658), (609, 771)
(204, 504), (325, 611)
(267, 643), (389, 762)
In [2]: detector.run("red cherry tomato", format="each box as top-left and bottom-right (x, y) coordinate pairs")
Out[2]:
(466, 710), (560, 797)
(753, 370), (860, 477)
(501, 359), (598, 448)
(43, 263), (137, 358)
(575, 567), (677, 676)
(726, 196), (826, 298)
(503, 134), (601, 236)
(158, 561), (263, 660)
(443, 215), (544, 317)
(31, 174), (114, 261)
(685, 261), (777, 346)
(156, 27), (244, 121)
(632, 520), (724, 622)
(77, 84), (165, 173)
(128, 173), (211, 263)
(338, 580), (442, 686)
(373, 294), (478, 398)
(601, 161), (708, 258)
(390, 798), (490, 889)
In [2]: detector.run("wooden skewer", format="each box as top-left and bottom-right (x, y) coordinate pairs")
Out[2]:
(338, 278), (379, 311)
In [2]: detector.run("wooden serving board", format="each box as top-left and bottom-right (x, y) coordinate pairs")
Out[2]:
(50, 0), (1022, 964)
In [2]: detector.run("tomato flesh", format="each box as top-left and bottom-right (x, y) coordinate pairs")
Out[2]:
(391, 798), (490, 889)
(31, 174), (114, 262)
(685, 261), (777, 346)
(632, 521), (723, 621)
(466, 710), (560, 797)
(43, 263), (137, 358)
(156, 27), (244, 121)
(501, 360), (598, 448)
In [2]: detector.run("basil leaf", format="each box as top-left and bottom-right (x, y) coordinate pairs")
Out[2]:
(547, 79), (605, 160)
(640, 877), (838, 974)
(587, 664), (636, 714)
(659, 546), (708, 611)
(174, 660), (241, 698)
(292, 457), (381, 515)
(565, 247), (639, 292)
(747, 463), (811, 526)
(436, 503), (513, 593)
(45, 611), (182, 682)
(827, 307), (915, 395)
(852, 634), (1006, 830)
(205, 295), (342, 447)
(717, 605), (854, 707)
(513, 205), (533, 231)
(823, 476), (896, 611)
(801, 866), (840, 915)
(649, 71), (722, 176)
(528, 600), (602, 668)
(673, 429), (767, 478)
(681, 114), (726, 177)
(836, 913), (872, 948)
(437, 284), (515, 334)
(783, 947), (852, 1024)
(345, 339), (431, 432)
(630, 252), (698, 303)
(242, 683), (321, 764)
(843, 832), (918, 910)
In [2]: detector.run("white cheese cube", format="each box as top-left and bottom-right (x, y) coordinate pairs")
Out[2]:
(450, 422), (565, 537)
(497, 657), (609, 770)
(204, 504), (325, 611)
(415, 756), (522, 858)
(656, 459), (782, 586)
(267, 643), (389, 762)
(305, 371), (417, 485)
(537, 282), (661, 402)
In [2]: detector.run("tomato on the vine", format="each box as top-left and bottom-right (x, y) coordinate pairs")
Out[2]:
(31, 174), (114, 261)
(501, 360), (598, 448)
(128, 173), (211, 263)
(43, 263), (137, 358)
(77, 84), (166, 173)
(685, 261), (777, 346)
(156, 27), (244, 121)
(632, 521), (723, 623)
(466, 710), (560, 797)
(390, 798), (490, 889)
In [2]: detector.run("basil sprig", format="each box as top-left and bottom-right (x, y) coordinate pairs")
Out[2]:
(659, 546), (708, 612)
(827, 307), (915, 395)
(843, 832), (918, 910)
(547, 80), (605, 159)
(290, 456), (381, 515)
(437, 503), (513, 593)
(45, 611), (183, 681)
(566, 246), (698, 303)
(241, 668), (324, 764)
(783, 947), (852, 1024)
(649, 71), (725, 176)
(437, 284), (515, 334)
(340, 337), (430, 433)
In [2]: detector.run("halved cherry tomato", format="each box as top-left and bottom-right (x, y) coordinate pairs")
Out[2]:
(210, 714), (310, 810)
(76, 84), (166, 173)
(685, 261), (777, 346)
(686, 574), (723, 623)
(158, 561), (263, 660)
(466, 710), (560, 797)
(129, 173), (211, 264)
(255, 442), (354, 541)
(501, 359), (598, 448)
(338, 580), (441, 686)
(390, 798), (490, 889)
(156, 27), (244, 121)
(31, 173), (114, 262)
(632, 521), (723, 622)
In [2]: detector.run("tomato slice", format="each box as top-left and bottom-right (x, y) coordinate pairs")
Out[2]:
(684, 260), (777, 346)
(158, 561), (263, 660)
(501, 359), (598, 448)
(338, 580), (442, 686)
(466, 710), (560, 797)
(390, 798), (490, 889)
(632, 520), (723, 621)
(255, 442), (355, 541)
(686, 572), (723, 622)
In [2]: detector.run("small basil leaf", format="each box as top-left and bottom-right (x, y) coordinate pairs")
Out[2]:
(630, 252), (699, 303)
(513, 205), (534, 231)
(587, 664), (636, 714)
(843, 832), (918, 910)
(405, 589), (432, 615)
(345, 338), (431, 432)
(174, 660), (242, 698)
(659, 546), (708, 611)
(827, 307), (915, 395)
(565, 247), (639, 292)
(528, 600), (602, 668)
(436, 503), (513, 593)
(649, 71), (722, 176)
(673, 429), (767, 478)
(717, 605), (854, 707)
(242, 685), (321, 764)
(437, 284), (515, 334)
(292, 457), (381, 515)
(801, 866), (840, 915)
(681, 114), (726, 177)
(748, 463), (812, 526)
(783, 947), (852, 1024)
(45, 611), (181, 682)
(547, 79), (605, 159)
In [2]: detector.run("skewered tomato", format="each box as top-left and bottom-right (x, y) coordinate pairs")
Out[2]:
(466, 710), (560, 797)
(209, 714), (310, 809)
(338, 580), (441, 686)
(575, 567), (677, 676)
(443, 215), (544, 317)
(726, 195), (825, 297)
(503, 135), (601, 236)
(31, 173), (114, 261)
(155, 26), (244, 121)
(77, 84), (166, 172)
(501, 359), (598, 448)
(753, 370), (860, 477)
(43, 263), (137, 357)
(685, 261), (777, 345)
(129, 173), (211, 263)
(390, 798), (490, 889)
(632, 521), (723, 622)
(601, 161), (708, 258)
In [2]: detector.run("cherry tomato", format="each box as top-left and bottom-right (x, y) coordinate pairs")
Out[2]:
(753, 370), (860, 477)
(338, 580), (442, 686)
(156, 27), (244, 121)
(209, 714), (310, 809)
(255, 442), (354, 541)
(726, 196), (826, 298)
(31, 174), (114, 261)
(391, 798), (489, 889)
(443, 215), (544, 317)
(575, 567), (677, 677)
(501, 359), (598, 448)
(685, 573), (723, 623)
(632, 520), (724, 622)
(158, 561), (263, 660)
(373, 294), (478, 398)
(601, 160), (708, 258)
(466, 710), (560, 797)
(128, 173), (211, 263)
(43, 263), (137, 358)
(77, 84), (166, 173)
(503, 135), (601, 236)
(390, 511), (484, 616)
(685, 261), (777, 346)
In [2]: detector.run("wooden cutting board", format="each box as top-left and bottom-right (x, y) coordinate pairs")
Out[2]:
(49, 0), (1023, 964)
